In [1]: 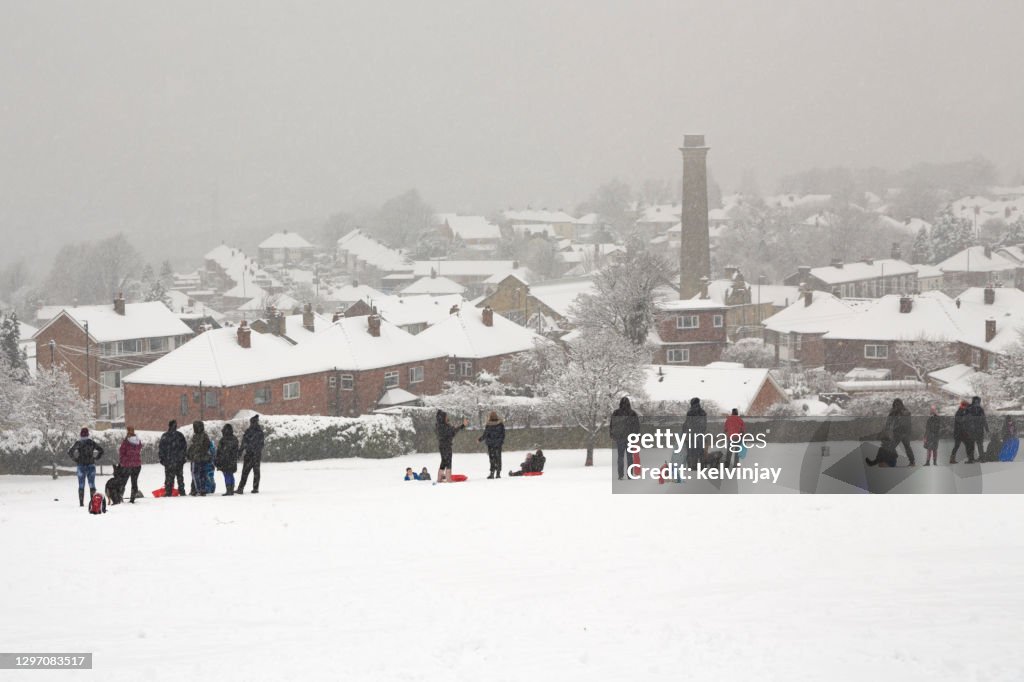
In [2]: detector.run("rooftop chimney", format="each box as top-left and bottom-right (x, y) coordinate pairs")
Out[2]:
(114, 292), (126, 316)
(986, 318), (997, 343)
(352, 279), (359, 288)
(699, 276), (710, 300)
(984, 244), (992, 259)
(798, 265), (811, 282)
(332, 309), (343, 323)
(899, 296), (913, 314)
(368, 313), (381, 338)
(449, 304), (460, 315)
(482, 306), (494, 327)
(237, 320), (251, 349)
(830, 258), (843, 269)
(302, 302), (315, 332)
(678, 135), (711, 299)
(891, 242), (902, 261)
(862, 257), (874, 265)
(984, 285), (995, 305)
(803, 288), (813, 307)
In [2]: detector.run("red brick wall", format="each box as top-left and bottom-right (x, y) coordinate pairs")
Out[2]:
(654, 309), (728, 344)
(652, 343), (724, 366)
(821, 338), (958, 377)
(748, 379), (788, 416)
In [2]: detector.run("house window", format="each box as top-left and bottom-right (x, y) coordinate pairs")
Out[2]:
(384, 371), (400, 388)
(149, 337), (168, 353)
(113, 339), (141, 355)
(667, 348), (690, 363)
(283, 382), (300, 400)
(676, 315), (699, 329)
(328, 376), (337, 388)
(713, 314), (724, 328)
(180, 394), (188, 416)
(795, 334), (802, 351)
(458, 361), (473, 377)
(205, 391), (219, 408)
(100, 370), (121, 389)
(255, 387), (271, 405)
(409, 366), (424, 384)
(449, 363), (456, 375)
(340, 375), (354, 390)
(864, 344), (889, 359)
(970, 348), (982, 368)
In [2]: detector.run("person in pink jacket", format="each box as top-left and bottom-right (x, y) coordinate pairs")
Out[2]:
(118, 426), (143, 503)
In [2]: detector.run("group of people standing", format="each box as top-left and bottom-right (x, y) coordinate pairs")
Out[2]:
(431, 409), (546, 480)
(879, 396), (1008, 467)
(67, 414), (266, 507)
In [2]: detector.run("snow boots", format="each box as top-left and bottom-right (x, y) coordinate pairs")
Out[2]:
(222, 489), (234, 496)
(78, 489), (84, 507)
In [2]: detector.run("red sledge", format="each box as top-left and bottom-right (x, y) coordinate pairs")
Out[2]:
(450, 474), (468, 482)
(522, 471), (543, 477)
(151, 488), (181, 498)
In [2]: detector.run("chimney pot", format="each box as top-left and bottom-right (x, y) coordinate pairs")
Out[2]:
(830, 258), (843, 269)
(237, 320), (251, 349)
(482, 306), (494, 327)
(803, 289), (813, 307)
(368, 314), (381, 337)
(986, 318), (997, 342)
(699, 276), (710, 300)
(114, 292), (126, 316)
(332, 310), (342, 323)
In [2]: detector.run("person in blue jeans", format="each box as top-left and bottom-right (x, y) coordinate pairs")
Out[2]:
(68, 428), (104, 507)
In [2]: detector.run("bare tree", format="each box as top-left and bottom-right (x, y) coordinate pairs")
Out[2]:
(21, 366), (94, 478)
(894, 337), (959, 383)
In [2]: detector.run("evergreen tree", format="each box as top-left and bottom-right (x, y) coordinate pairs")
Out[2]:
(159, 260), (174, 287)
(910, 225), (933, 264)
(0, 312), (27, 375)
(1006, 216), (1024, 244)
(929, 208), (975, 262)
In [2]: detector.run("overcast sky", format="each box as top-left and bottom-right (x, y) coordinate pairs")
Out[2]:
(2, 0), (1023, 261)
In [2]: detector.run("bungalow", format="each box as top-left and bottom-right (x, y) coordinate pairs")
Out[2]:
(34, 295), (194, 421)
(641, 363), (788, 416)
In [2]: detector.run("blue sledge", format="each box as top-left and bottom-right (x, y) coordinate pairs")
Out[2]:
(998, 438), (1020, 462)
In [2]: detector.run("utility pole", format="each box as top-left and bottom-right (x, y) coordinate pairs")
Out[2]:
(84, 321), (90, 412)
(199, 380), (204, 421)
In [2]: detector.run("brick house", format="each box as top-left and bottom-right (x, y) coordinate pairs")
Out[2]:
(123, 314), (448, 430)
(762, 289), (860, 366)
(650, 299), (728, 365)
(411, 260), (518, 298)
(783, 258), (918, 299)
(937, 245), (1020, 293)
(33, 295), (194, 421)
(475, 274), (595, 332)
(417, 305), (543, 380)
(698, 270), (799, 340)
(336, 229), (414, 289)
(642, 364), (788, 416)
(257, 230), (315, 265)
(437, 215), (502, 251)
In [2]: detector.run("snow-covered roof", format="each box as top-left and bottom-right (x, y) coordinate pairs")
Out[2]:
(374, 294), (465, 329)
(763, 291), (860, 334)
(444, 215), (501, 241)
(698, 280), (801, 308)
(323, 282), (387, 305)
(291, 316), (445, 373)
(764, 194), (831, 209)
(836, 380), (927, 393)
(528, 277), (596, 318)
(996, 246), (1024, 265)
(336, 230), (413, 272)
(376, 387), (421, 407)
(928, 363), (976, 386)
(412, 260), (518, 278)
(418, 308), (543, 359)
(822, 292), (961, 342)
(237, 292), (300, 312)
(912, 263), (944, 279)
(637, 204), (680, 224)
(124, 327), (298, 387)
(656, 298), (728, 312)
(259, 231), (314, 250)
(18, 321), (38, 342)
(503, 209), (577, 224)
(400, 276), (466, 296)
(933, 368), (991, 399)
(275, 312), (331, 345)
(34, 301), (193, 343)
(937, 246), (1018, 273)
(483, 267), (534, 285)
(204, 244), (283, 291)
(641, 365), (784, 416)
(808, 258), (917, 284)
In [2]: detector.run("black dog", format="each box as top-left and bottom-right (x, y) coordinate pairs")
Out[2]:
(105, 465), (129, 505)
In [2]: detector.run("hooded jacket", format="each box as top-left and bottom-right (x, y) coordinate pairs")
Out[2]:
(241, 416), (265, 461)
(187, 421), (213, 463)
(159, 421), (188, 467)
(215, 423), (240, 473)
(685, 398), (708, 437)
(118, 435), (143, 468)
(609, 397), (641, 441)
(435, 410), (465, 449)
(68, 437), (104, 466)
(965, 397), (988, 441)
(885, 399), (912, 440)
(953, 403), (968, 439)
(479, 414), (506, 449)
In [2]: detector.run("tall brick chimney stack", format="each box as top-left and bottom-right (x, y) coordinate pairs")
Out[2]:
(114, 292), (126, 316)
(986, 318), (997, 343)
(679, 135), (711, 300)
(368, 313), (381, 337)
(482, 306), (494, 327)
(302, 302), (315, 332)
(237, 320), (251, 348)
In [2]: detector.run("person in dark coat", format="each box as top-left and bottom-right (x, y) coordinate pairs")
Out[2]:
(68, 427), (104, 507)
(685, 398), (708, 469)
(923, 405), (941, 466)
(865, 437), (898, 467)
(964, 396), (988, 464)
(215, 423), (240, 496)
(478, 411), (506, 479)
(237, 414), (265, 494)
(609, 397), (641, 480)
(187, 420), (213, 496)
(418, 467), (431, 481)
(885, 398), (915, 466)
(158, 420), (188, 497)
(949, 400), (970, 464)
(117, 426), (143, 502)
(435, 409), (467, 483)
(509, 449), (546, 476)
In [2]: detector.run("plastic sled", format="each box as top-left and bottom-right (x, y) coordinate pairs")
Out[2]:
(999, 438), (1020, 462)
(631, 451), (641, 467)
(152, 488), (181, 497)
(737, 445), (748, 461)
(522, 471), (543, 477)
(450, 474), (468, 482)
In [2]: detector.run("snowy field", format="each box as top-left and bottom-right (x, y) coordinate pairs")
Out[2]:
(3, 448), (1024, 681)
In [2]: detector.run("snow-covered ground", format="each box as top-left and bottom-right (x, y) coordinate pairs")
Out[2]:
(3, 449), (1024, 681)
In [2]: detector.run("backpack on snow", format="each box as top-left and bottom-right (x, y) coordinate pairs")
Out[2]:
(88, 492), (107, 515)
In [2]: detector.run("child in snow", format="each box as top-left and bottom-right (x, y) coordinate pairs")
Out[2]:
(419, 467), (431, 481)
(509, 449), (546, 476)
(923, 405), (941, 466)
(404, 467), (419, 481)
(215, 423), (240, 496)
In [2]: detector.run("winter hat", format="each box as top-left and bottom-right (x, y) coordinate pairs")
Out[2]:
(690, 397), (701, 406)
(619, 396), (632, 410)
(168, 420), (177, 430)
(250, 414), (260, 424)
(126, 426), (135, 436)
(488, 411), (500, 422)
(929, 405), (938, 415)
(731, 408), (739, 416)
(80, 428), (89, 438)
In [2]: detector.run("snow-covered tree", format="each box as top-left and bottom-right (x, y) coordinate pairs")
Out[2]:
(22, 366), (94, 478)
(1005, 216), (1024, 245)
(894, 337), (959, 383)
(991, 337), (1024, 407)
(929, 208), (974, 262)
(721, 338), (776, 368)
(0, 312), (27, 375)
(366, 189), (434, 249)
(577, 179), (635, 237)
(534, 330), (648, 466)
(570, 238), (675, 347)
(910, 225), (933, 264)
(0, 355), (27, 430)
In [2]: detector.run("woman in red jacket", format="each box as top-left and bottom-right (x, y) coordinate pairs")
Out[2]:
(118, 426), (144, 503)
(724, 409), (746, 467)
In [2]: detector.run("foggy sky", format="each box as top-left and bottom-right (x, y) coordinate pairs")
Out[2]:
(2, 0), (1024, 265)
